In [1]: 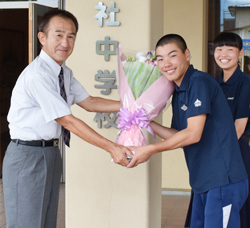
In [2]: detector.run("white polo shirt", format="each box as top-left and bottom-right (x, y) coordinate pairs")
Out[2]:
(8, 50), (89, 140)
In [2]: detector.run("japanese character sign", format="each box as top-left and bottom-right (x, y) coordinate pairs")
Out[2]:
(96, 36), (118, 61)
(93, 3), (120, 129)
(94, 70), (117, 95)
(94, 1), (120, 27)
(93, 112), (118, 129)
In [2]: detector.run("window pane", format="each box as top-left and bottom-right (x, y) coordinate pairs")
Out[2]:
(208, 0), (250, 77)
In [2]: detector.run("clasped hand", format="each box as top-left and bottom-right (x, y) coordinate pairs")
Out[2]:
(111, 144), (152, 168)
(126, 145), (152, 168)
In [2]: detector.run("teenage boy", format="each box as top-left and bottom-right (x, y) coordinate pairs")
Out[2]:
(127, 34), (248, 228)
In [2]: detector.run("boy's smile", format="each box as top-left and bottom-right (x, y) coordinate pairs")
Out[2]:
(156, 43), (190, 87)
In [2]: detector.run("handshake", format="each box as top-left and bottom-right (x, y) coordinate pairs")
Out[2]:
(109, 143), (152, 168)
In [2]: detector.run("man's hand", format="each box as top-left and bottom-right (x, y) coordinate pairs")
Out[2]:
(110, 144), (134, 167)
(56, 115), (133, 167)
(126, 145), (153, 168)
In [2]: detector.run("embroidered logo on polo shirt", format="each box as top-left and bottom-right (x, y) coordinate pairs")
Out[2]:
(194, 99), (202, 107)
(227, 97), (234, 100)
(181, 104), (188, 111)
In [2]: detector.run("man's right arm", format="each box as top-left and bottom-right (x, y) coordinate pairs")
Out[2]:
(77, 96), (121, 113)
(56, 114), (133, 167)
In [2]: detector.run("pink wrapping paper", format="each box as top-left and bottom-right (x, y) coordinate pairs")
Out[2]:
(116, 44), (175, 147)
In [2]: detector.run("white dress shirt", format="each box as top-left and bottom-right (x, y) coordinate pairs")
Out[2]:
(8, 50), (89, 140)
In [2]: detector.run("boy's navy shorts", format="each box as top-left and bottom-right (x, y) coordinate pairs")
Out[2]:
(190, 178), (248, 228)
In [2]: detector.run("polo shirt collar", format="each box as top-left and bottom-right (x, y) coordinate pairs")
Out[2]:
(217, 65), (241, 86)
(39, 49), (65, 77)
(175, 64), (195, 92)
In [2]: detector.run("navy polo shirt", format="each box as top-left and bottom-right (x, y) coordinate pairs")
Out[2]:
(217, 66), (250, 135)
(171, 65), (247, 194)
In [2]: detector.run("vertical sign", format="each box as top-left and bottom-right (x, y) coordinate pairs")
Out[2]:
(93, 2), (120, 128)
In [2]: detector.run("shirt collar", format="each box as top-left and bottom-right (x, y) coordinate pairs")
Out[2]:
(175, 64), (196, 92)
(217, 65), (241, 86)
(39, 49), (65, 77)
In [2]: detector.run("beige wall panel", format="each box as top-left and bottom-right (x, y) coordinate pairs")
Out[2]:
(65, 0), (164, 227)
(162, 107), (190, 190)
(162, 0), (207, 190)
(163, 0), (205, 70)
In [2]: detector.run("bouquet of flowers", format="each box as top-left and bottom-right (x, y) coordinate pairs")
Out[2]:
(116, 44), (174, 152)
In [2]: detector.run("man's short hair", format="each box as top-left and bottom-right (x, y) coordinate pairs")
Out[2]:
(213, 32), (242, 50)
(38, 9), (79, 34)
(155, 34), (187, 53)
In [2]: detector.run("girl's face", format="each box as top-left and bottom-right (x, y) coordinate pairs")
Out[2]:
(214, 45), (244, 73)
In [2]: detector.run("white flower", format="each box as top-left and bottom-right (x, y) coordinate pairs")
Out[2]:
(135, 52), (146, 61)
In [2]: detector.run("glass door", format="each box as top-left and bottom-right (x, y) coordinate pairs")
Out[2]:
(29, 3), (54, 62)
(208, 0), (250, 77)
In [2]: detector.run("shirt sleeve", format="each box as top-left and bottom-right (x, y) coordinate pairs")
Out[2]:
(26, 72), (72, 123)
(69, 72), (89, 104)
(235, 82), (250, 120)
(186, 77), (214, 118)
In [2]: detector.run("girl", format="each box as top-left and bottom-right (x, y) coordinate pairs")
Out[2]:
(213, 32), (250, 228)
(184, 32), (250, 228)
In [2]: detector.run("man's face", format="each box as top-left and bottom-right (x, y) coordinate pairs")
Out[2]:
(38, 16), (77, 65)
(156, 42), (190, 87)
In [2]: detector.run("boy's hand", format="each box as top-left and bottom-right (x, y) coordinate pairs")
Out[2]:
(126, 145), (153, 168)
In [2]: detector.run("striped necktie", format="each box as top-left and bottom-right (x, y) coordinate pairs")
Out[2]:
(58, 67), (70, 147)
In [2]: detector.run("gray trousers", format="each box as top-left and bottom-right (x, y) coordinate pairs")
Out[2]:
(3, 141), (62, 228)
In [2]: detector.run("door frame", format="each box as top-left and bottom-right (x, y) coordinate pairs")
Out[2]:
(0, 1), (59, 9)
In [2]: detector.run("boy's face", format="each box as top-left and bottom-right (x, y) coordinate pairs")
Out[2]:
(156, 42), (190, 87)
(214, 45), (244, 73)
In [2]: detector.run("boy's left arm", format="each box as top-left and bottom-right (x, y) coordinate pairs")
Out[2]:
(127, 114), (207, 168)
(149, 121), (178, 139)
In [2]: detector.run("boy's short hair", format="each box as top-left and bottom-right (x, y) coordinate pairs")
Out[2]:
(155, 34), (187, 53)
(213, 32), (242, 50)
(38, 9), (79, 34)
